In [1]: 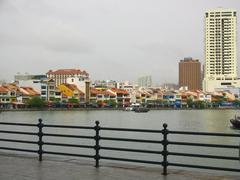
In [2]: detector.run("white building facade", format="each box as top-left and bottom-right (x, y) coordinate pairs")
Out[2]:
(203, 8), (240, 92)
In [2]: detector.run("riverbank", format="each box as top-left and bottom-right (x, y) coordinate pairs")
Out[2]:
(1, 107), (240, 112)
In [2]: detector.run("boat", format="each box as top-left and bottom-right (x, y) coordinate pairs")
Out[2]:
(124, 103), (141, 111)
(125, 107), (134, 111)
(230, 115), (240, 129)
(134, 107), (150, 113)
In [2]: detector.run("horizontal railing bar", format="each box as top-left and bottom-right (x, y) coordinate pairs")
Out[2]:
(0, 138), (38, 144)
(43, 151), (94, 158)
(100, 146), (162, 154)
(168, 162), (240, 172)
(0, 146), (38, 153)
(100, 137), (162, 144)
(101, 127), (162, 133)
(0, 122), (37, 127)
(43, 133), (94, 139)
(168, 141), (239, 149)
(168, 130), (240, 137)
(0, 130), (38, 136)
(44, 142), (94, 149)
(168, 152), (240, 160)
(100, 156), (162, 165)
(43, 124), (94, 130)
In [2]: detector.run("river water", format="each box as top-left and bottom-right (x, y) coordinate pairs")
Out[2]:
(0, 109), (240, 175)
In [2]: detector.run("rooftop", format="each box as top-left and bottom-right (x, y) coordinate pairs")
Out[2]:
(47, 69), (89, 76)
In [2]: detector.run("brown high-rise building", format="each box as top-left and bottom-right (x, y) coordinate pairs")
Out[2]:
(179, 57), (201, 90)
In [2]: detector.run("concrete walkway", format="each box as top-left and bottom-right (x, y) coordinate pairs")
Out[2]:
(0, 153), (239, 180)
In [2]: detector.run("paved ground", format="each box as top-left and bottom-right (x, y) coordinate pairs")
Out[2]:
(0, 153), (239, 180)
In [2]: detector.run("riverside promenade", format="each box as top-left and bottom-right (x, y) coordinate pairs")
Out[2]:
(0, 153), (239, 180)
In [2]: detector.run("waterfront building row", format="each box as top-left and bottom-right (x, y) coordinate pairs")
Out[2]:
(0, 80), (238, 109)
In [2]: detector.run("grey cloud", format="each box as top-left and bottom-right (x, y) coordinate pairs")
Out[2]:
(0, 0), (239, 85)
(39, 27), (95, 54)
(134, 42), (176, 57)
(0, 0), (94, 54)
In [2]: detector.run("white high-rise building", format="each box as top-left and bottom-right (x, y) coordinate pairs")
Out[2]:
(137, 76), (152, 88)
(203, 8), (240, 92)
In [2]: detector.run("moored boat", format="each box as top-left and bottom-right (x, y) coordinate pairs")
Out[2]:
(124, 103), (141, 111)
(125, 107), (134, 111)
(134, 107), (150, 113)
(230, 115), (240, 129)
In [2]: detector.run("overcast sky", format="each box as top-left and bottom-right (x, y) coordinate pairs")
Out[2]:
(0, 0), (239, 85)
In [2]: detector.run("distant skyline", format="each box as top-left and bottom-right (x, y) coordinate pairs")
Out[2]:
(0, 0), (239, 85)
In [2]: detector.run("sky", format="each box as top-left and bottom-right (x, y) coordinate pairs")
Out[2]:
(0, 0), (239, 85)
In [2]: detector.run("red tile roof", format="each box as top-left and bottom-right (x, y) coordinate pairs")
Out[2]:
(2, 83), (19, 91)
(90, 88), (101, 95)
(47, 69), (89, 76)
(110, 88), (129, 95)
(0, 86), (8, 93)
(90, 88), (116, 96)
(20, 87), (40, 96)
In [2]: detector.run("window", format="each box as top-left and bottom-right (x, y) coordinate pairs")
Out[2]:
(49, 86), (55, 90)
(10, 91), (15, 96)
(55, 92), (61, 96)
(221, 82), (231, 85)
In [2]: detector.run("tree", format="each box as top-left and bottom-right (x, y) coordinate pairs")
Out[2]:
(68, 98), (79, 104)
(27, 97), (46, 108)
(97, 100), (103, 107)
(186, 98), (194, 108)
(193, 100), (206, 109)
(233, 100), (240, 107)
(162, 99), (169, 107)
(104, 99), (117, 107)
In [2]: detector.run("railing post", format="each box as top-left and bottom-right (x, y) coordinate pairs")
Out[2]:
(37, 118), (43, 161)
(162, 123), (169, 175)
(94, 121), (100, 167)
(239, 142), (240, 161)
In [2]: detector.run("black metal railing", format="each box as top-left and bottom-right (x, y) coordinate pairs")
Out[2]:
(0, 119), (239, 175)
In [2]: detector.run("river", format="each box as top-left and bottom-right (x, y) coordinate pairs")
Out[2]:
(0, 109), (240, 175)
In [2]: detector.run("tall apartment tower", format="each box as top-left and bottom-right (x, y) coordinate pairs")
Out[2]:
(179, 57), (201, 90)
(203, 8), (240, 92)
(137, 76), (152, 88)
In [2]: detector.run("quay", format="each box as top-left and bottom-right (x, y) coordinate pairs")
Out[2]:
(0, 153), (239, 180)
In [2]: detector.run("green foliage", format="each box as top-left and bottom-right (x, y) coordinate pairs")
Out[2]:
(186, 98), (194, 108)
(27, 96), (46, 108)
(212, 98), (224, 106)
(104, 99), (117, 107)
(97, 100), (103, 106)
(193, 100), (206, 109)
(162, 99), (169, 105)
(68, 98), (79, 104)
(146, 100), (155, 104)
(49, 97), (61, 103)
(233, 100), (240, 106)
